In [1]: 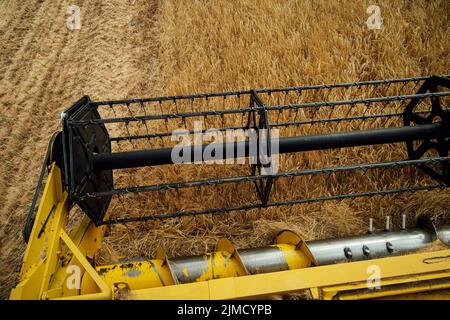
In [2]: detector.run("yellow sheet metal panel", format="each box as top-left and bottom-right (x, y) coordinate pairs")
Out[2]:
(321, 270), (450, 296)
(10, 165), (71, 300)
(127, 249), (450, 300)
(337, 280), (450, 300)
(47, 215), (108, 297)
(379, 289), (450, 300)
(9, 262), (46, 300)
(82, 259), (174, 293)
(20, 164), (63, 279)
(59, 230), (111, 296)
(130, 281), (211, 300)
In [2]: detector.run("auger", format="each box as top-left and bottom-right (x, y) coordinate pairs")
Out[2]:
(11, 75), (450, 300)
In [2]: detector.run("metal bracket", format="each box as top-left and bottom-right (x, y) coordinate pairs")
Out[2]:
(404, 76), (450, 185)
(249, 91), (274, 206)
(62, 96), (113, 224)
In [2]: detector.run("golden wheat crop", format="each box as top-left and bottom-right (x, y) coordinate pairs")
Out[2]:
(0, 0), (449, 299)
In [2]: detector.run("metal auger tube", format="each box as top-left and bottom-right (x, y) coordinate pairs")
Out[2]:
(306, 227), (437, 265)
(81, 223), (449, 293)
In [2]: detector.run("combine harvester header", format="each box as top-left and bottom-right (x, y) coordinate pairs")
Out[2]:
(11, 75), (450, 300)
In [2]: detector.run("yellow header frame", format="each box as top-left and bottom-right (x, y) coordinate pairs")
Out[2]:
(10, 164), (450, 300)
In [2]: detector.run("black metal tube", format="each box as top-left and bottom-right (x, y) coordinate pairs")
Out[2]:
(93, 123), (446, 171)
(278, 123), (445, 154)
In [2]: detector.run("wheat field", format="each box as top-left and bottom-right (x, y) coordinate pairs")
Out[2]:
(0, 0), (449, 299)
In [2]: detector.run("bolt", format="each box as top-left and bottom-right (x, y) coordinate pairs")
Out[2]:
(386, 242), (394, 253)
(344, 247), (353, 259)
(401, 214), (406, 230)
(362, 245), (370, 256)
(385, 216), (391, 231)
